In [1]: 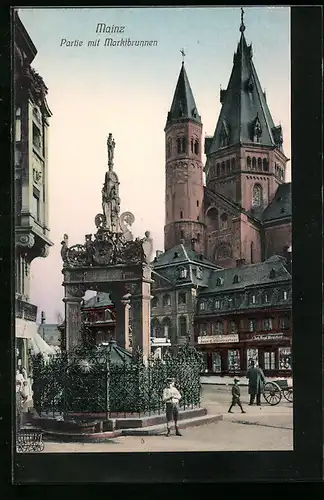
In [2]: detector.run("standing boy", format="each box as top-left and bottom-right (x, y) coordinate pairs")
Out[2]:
(163, 378), (182, 436)
(228, 377), (246, 414)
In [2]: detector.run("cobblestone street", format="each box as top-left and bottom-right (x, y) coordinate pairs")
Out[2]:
(42, 385), (293, 453)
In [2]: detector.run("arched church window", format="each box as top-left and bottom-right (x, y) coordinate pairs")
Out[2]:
(252, 157), (257, 170)
(179, 316), (187, 336)
(194, 140), (199, 155)
(176, 138), (181, 154)
(180, 211), (183, 219)
(247, 156), (251, 169)
(163, 294), (171, 307)
(252, 184), (263, 208)
(167, 138), (172, 158)
(250, 241), (255, 264)
(226, 160), (230, 173)
(190, 138), (194, 153)
(263, 158), (269, 171)
(176, 137), (187, 154)
(216, 163), (220, 177)
(220, 213), (228, 230)
(206, 207), (219, 230)
(257, 158), (262, 170)
(231, 158), (236, 171)
(221, 162), (225, 175)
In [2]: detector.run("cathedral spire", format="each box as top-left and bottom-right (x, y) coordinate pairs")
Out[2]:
(208, 8), (284, 155)
(165, 60), (201, 127)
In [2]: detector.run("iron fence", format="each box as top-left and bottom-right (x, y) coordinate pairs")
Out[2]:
(30, 342), (204, 419)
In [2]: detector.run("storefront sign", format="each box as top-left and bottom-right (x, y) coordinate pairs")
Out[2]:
(150, 337), (171, 346)
(198, 334), (239, 344)
(251, 333), (288, 342)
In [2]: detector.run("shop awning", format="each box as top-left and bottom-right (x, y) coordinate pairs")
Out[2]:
(28, 333), (57, 356)
(15, 318), (39, 339)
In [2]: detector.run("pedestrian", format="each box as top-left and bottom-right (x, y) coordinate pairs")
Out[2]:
(163, 377), (182, 436)
(16, 368), (28, 431)
(228, 377), (246, 414)
(246, 359), (265, 406)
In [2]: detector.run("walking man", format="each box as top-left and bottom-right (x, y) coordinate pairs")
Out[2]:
(246, 359), (265, 406)
(228, 377), (246, 413)
(163, 377), (182, 436)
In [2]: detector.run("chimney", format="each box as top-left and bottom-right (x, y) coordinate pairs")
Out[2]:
(236, 258), (245, 268)
(41, 311), (46, 324)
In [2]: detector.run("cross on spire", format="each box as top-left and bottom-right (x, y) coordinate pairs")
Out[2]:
(240, 7), (246, 33)
(180, 48), (186, 64)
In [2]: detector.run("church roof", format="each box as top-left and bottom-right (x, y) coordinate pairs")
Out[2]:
(262, 182), (292, 222)
(165, 62), (201, 127)
(208, 25), (283, 154)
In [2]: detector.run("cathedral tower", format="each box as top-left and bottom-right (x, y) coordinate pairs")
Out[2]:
(164, 61), (205, 253)
(204, 10), (289, 267)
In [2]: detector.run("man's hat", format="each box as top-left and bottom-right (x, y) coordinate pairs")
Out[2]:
(167, 377), (175, 383)
(234, 377), (240, 382)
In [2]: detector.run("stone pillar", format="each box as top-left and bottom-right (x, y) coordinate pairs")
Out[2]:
(130, 280), (152, 359)
(63, 286), (84, 351)
(121, 299), (131, 350)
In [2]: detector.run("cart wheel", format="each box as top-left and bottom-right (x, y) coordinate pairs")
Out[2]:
(283, 388), (293, 403)
(263, 381), (282, 406)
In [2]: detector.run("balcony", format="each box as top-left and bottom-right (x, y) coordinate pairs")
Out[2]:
(15, 298), (38, 322)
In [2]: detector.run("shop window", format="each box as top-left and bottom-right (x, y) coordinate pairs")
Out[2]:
(264, 351), (276, 370)
(278, 347), (292, 370)
(279, 316), (290, 329)
(228, 349), (240, 372)
(262, 318), (272, 331)
(163, 294), (171, 307)
(212, 352), (222, 373)
(247, 348), (259, 368)
(248, 319), (257, 332)
(178, 292), (186, 305)
(179, 316), (187, 336)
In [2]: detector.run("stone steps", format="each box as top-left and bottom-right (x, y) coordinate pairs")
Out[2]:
(120, 414), (223, 436)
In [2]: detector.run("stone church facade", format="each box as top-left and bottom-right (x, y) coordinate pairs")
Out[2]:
(151, 15), (292, 376)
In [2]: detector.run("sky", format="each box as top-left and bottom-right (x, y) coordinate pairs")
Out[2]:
(18, 7), (291, 323)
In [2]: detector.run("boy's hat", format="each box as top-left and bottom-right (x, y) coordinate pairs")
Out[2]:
(234, 377), (240, 382)
(167, 377), (175, 383)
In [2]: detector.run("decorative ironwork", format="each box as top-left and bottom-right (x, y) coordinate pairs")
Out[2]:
(61, 134), (153, 269)
(16, 428), (44, 453)
(15, 298), (38, 322)
(31, 340), (204, 418)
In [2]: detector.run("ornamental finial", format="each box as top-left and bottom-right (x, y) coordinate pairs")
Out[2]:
(240, 7), (246, 33)
(107, 133), (116, 171)
(180, 48), (186, 64)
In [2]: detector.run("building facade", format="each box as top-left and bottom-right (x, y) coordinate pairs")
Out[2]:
(14, 12), (53, 375)
(152, 12), (292, 376)
(81, 293), (117, 345)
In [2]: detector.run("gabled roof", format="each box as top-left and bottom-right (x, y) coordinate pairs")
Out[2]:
(262, 182), (292, 222)
(152, 243), (219, 269)
(165, 62), (201, 127)
(208, 28), (283, 154)
(204, 255), (291, 294)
